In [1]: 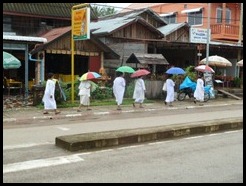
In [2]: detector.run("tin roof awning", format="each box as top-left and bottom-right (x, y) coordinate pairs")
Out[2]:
(159, 12), (177, 17)
(181, 7), (203, 14)
(126, 53), (169, 65)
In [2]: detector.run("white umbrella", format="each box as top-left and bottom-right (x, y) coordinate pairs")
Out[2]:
(236, 59), (243, 67)
(199, 55), (232, 67)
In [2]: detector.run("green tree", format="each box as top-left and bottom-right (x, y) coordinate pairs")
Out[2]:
(91, 4), (117, 17)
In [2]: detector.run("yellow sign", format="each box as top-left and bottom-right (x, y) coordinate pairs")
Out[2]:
(72, 7), (90, 40)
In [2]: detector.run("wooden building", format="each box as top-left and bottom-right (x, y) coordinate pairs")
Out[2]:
(3, 3), (119, 97)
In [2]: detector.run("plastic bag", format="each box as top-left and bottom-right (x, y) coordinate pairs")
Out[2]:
(162, 82), (167, 91)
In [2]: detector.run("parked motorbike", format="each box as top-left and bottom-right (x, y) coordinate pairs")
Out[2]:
(177, 76), (211, 102)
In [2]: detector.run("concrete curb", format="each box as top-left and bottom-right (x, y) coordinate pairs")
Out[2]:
(55, 117), (243, 152)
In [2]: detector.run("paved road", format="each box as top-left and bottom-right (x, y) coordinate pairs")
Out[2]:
(3, 98), (243, 148)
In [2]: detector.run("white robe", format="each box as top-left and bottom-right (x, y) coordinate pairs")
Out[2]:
(194, 78), (204, 101)
(113, 76), (126, 105)
(78, 80), (91, 106)
(42, 79), (57, 110)
(165, 78), (175, 103)
(133, 78), (146, 103)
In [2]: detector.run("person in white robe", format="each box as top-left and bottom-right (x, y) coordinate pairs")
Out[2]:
(165, 74), (175, 106)
(133, 76), (146, 108)
(194, 74), (204, 105)
(113, 72), (126, 110)
(77, 80), (91, 111)
(42, 73), (60, 114)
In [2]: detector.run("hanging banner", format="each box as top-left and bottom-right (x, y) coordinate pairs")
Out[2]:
(72, 7), (90, 40)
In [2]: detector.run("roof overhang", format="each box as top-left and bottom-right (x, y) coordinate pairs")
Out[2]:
(3, 35), (47, 43)
(181, 7), (203, 14)
(159, 12), (176, 17)
(126, 53), (169, 65)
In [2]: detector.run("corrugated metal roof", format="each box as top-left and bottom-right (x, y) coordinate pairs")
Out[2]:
(38, 26), (71, 42)
(91, 17), (135, 35)
(29, 26), (120, 59)
(100, 8), (166, 25)
(3, 3), (97, 20)
(126, 53), (169, 65)
(91, 8), (165, 36)
(158, 22), (189, 36)
(3, 35), (47, 43)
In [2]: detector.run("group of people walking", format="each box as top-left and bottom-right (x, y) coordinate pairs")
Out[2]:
(42, 71), (205, 114)
(163, 73), (205, 107)
(113, 71), (146, 110)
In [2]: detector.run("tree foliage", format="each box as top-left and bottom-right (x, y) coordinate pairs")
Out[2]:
(91, 4), (117, 17)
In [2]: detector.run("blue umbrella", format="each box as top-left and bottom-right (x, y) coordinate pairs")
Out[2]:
(166, 67), (185, 75)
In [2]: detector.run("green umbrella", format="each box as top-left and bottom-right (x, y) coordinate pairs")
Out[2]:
(116, 66), (135, 73)
(3, 51), (22, 69)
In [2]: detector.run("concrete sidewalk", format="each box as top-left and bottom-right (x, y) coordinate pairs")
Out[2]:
(3, 97), (243, 152)
(3, 97), (243, 123)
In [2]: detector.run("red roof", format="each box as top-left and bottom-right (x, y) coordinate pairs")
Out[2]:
(38, 26), (71, 43)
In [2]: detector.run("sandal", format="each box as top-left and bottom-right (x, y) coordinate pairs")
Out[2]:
(55, 111), (61, 115)
(43, 112), (49, 114)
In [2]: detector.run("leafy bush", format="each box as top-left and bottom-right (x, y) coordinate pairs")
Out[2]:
(233, 77), (241, 87)
(124, 81), (135, 98)
(185, 65), (197, 81)
(91, 86), (113, 99)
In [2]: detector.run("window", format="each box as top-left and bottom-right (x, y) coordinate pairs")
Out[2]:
(3, 16), (12, 32)
(187, 10), (203, 26)
(163, 14), (177, 24)
(216, 7), (231, 23)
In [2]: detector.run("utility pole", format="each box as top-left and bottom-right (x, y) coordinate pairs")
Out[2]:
(205, 3), (211, 66)
(237, 3), (243, 77)
(238, 3), (243, 45)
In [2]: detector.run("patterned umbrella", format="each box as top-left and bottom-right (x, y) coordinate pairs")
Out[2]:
(199, 55), (232, 67)
(80, 72), (101, 81)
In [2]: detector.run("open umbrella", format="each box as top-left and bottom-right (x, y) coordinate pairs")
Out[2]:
(195, 65), (215, 73)
(199, 55), (232, 67)
(80, 72), (101, 81)
(236, 59), (243, 67)
(130, 69), (150, 78)
(166, 67), (185, 75)
(3, 51), (22, 69)
(116, 66), (135, 73)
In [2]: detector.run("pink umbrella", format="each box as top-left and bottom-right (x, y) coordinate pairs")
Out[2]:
(130, 69), (150, 78)
(195, 65), (215, 73)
